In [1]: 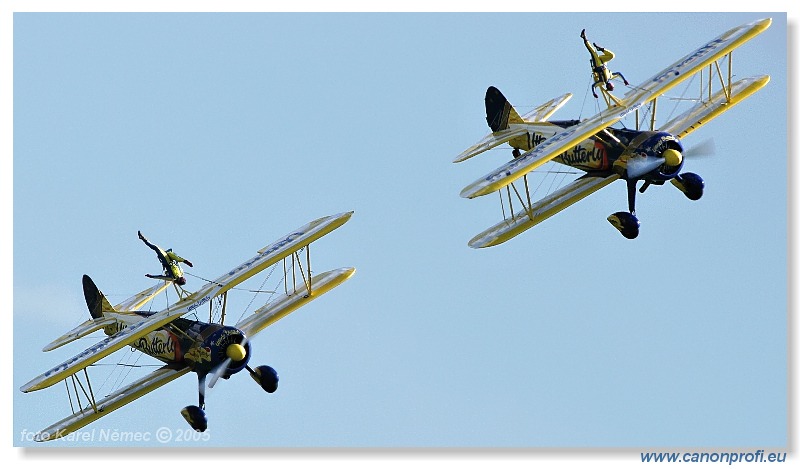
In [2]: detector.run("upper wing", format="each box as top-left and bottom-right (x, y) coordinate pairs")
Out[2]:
(660, 75), (770, 138)
(33, 364), (190, 441)
(622, 18), (771, 110)
(199, 211), (353, 297)
(22, 212), (354, 393)
(236, 267), (355, 338)
(468, 173), (620, 248)
(460, 18), (771, 199)
(520, 93), (573, 122)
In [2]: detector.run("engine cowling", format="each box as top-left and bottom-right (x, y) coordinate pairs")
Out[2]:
(614, 131), (685, 180)
(183, 325), (251, 376)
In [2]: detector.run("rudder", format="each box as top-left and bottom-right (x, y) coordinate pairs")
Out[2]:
(485, 86), (524, 132)
(82, 274), (116, 319)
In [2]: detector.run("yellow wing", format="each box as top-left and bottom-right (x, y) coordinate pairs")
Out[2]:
(468, 174), (620, 248)
(661, 75), (770, 138)
(206, 211), (353, 297)
(236, 267), (355, 338)
(33, 365), (191, 441)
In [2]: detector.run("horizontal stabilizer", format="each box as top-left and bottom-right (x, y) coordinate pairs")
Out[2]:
(520, 93), (573, 122)
(42, 317), (117, 352)
(469, 174), (619, 248)
(453, 127), (529, 163)
(455, 93), (573, 164)
(113, 282), (169, 312)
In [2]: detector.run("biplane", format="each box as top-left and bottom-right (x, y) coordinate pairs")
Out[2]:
(455, 18), (771, 248)
(20, 212), (355, 441)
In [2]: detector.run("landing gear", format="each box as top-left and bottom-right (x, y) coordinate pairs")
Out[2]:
(607, 212), (640, 239)
(180, 361), (280, 433)
(181, 405), (208, 432)
(248, 365), (279, 393)
(607, 172), (704, 239)
(672, 172), (704, 200)
(607, 179), (641, 239)
(512, 148), (522, 158)
(182, 373), (209, 432)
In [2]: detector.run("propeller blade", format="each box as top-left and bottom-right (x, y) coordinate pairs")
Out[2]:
(626, 157), (665, 179)
(208, 337), (249, 389)
(684, 138), (716, 158)
(207, 359), (230, 389)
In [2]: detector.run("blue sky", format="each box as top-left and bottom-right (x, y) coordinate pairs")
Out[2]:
(6, 4), (792, 463)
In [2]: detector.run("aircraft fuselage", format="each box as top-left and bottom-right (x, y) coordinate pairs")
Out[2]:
(102, 312), (250, 376)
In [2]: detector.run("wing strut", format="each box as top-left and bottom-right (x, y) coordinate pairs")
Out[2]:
(65, 368), (98, 416)
(500, 174), (542, 226)
(219, 291), (228, 325)
(284, 245), (313, 297)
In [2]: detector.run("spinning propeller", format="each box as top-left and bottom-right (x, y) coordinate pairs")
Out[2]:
(624, 138), (714, 179)
(207, 338), (249, 389)
(684, 138), (716, 158)
(625, 148), (683, 179)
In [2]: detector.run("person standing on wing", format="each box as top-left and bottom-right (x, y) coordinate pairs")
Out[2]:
(581, 28), (629, 98)
(138, 231), (193, 286)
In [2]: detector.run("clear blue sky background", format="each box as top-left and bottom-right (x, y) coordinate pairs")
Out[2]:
(10, 10), (788, 453)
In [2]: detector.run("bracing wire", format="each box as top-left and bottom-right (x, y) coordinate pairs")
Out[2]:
(185, 272), (276, 294)
(237, 262), (280, 325)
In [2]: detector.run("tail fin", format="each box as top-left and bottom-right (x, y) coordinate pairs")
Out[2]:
(485, 86), (524, 132)
(82, 275), (116, 319)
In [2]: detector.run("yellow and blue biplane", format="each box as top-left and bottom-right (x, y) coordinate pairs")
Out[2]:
(455, 18), (771, 247)
(20, 212), (355, 441)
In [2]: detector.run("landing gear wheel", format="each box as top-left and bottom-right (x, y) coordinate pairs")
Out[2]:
(512, 148), (521, 158)
(249, 365), (279, 393)
(672, 172), (704, 201)
(607, 212), (640, 239)
(181, 405), (208, 432)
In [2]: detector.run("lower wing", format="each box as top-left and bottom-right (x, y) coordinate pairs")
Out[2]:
(468, 173), (620, 248)
(236, 267), (355, 338)
(660, 75), (770, 138)
(33, 364), (190, 441)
